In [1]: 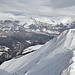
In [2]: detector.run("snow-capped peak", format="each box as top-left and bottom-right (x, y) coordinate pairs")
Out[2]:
(22, 17), (37, 28)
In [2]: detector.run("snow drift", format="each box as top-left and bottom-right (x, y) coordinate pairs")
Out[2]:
(0, 29), (75, 75)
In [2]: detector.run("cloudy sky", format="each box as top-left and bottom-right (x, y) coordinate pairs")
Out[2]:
(0, 0), (75, 16)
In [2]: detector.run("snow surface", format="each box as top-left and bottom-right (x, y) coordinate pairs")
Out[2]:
(0, 29), (75, 75)
(23, 45), (43, 54)
(26, 40), (31, 44)
(69, 51), (75, 75)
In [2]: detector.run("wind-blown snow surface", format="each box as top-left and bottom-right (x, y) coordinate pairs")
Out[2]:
(0, 29), (75, 75)
(69, 50), (75, 75)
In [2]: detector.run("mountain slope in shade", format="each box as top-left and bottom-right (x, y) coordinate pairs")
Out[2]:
(0, 29), (75, 75)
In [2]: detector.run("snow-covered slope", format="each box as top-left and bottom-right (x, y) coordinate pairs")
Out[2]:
(69, 50), (75, 75)
(0, 28), (75, 75)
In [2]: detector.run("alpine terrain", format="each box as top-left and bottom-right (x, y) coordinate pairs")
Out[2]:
(0, 13), (75, 75)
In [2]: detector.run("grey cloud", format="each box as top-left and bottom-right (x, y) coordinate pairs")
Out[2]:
(49, 0), (75, 8)
(0, 0), (75, 16)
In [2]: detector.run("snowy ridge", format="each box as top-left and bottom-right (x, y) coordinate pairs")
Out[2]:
(1, 12), (75, 36)
(69, 51), (75, 75)
(0, 29), (75, 75)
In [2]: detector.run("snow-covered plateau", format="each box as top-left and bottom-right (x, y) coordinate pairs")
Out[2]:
(0, 28), (75, 75)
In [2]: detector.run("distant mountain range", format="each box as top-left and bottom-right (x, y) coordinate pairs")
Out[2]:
(0, 15), (75, 35)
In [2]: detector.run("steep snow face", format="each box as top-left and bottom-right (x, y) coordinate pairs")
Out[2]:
(0, 29), (75, 75)
(70, 51), (75, 75)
